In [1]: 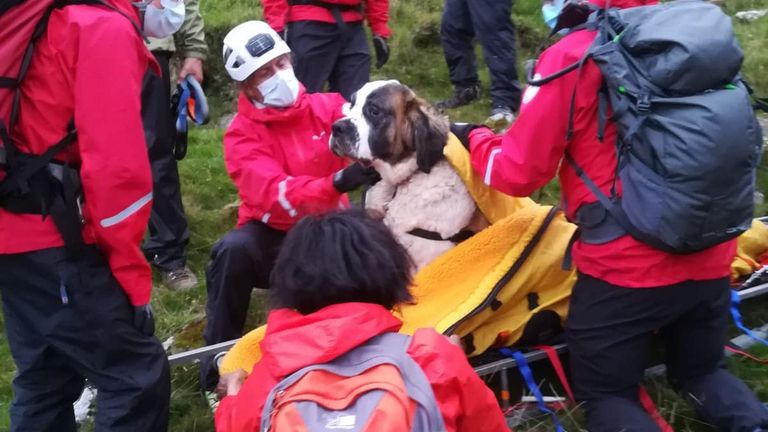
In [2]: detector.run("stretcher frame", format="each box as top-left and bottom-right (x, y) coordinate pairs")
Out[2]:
(168, 282), (768, 369)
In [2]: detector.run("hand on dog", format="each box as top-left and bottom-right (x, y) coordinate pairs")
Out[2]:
(333, 162), (381, 193)
(216, 369), (248, 399)
(449, 123), (488, 151)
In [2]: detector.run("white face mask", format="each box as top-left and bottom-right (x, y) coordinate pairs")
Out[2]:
(256, 68), (300, 108)
(142, 0), (185, 39)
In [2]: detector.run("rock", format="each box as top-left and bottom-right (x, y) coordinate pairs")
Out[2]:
(74, 385), (97, 424)
(162, 336), (175, 352)
(734, 9), (768, 21)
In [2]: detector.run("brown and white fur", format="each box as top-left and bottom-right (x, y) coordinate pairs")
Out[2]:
(330, 80), (488, 270)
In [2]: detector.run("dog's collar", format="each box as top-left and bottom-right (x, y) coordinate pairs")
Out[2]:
(407, 228), (476, 244)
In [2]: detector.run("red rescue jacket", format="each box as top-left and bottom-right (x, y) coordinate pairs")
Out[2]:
(263, 0), (391, 38)
(0, 1), (159, 306)
(224, 89), (350, 231)
(215, 302), (509, 432)
(468, 0), (735, 288)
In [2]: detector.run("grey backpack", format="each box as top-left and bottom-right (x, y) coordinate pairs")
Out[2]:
(532, 0), (763, 253)
(260, 333), (447, 432)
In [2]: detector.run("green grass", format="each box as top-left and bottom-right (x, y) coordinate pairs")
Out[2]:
(2, 0), (768, 430)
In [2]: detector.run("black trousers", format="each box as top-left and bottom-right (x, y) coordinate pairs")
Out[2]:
(200, 222), (286, 389)
(440, 0), (522, 111)
(566, 273), (768, 432)
(287, 20), (371, 100)
(0, 247), (170, 432)
(141, 50), (190, 272)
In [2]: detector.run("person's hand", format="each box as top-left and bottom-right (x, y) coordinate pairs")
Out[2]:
(449, 122), (488, 151)
(447, 334), (464, 350)
(178, 57), (204, 83)
(333, 163), (381, 193)
(215, 369), (248, 399)
(133, 304), (155, 336)
(372, 35), (390, 69)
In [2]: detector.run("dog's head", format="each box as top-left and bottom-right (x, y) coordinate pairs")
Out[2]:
(330, 80), (449, 173)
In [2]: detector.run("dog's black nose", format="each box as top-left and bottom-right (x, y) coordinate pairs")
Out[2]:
(332, 120), (353, 137)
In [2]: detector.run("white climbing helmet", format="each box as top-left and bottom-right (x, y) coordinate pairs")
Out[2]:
(222, 21), (291, 82)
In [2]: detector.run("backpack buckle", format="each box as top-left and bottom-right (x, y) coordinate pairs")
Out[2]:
(637, 94), (651, 112)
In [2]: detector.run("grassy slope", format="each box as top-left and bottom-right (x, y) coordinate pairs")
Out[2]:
(0, 0), (767, 430)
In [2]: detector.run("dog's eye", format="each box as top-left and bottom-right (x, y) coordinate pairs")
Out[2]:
(365, 105), (381, 118)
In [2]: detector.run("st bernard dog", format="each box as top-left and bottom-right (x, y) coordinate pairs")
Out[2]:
(330, 80), (488, 270)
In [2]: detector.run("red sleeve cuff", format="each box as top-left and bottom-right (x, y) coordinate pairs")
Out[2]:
(370, 23), (392, 38)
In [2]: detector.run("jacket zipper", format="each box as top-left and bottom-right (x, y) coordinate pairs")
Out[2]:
(444, 206), (560, 335)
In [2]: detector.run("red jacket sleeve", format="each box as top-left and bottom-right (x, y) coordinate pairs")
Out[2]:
(224, 126), (345, 231)
(468, 44), (575, 198)
(365, 0), (391, 37)
(409, 329), (508, 432)
(215, 363), (273, 431)
(263, 0), (289, 32)
(73, 12), (154, 306)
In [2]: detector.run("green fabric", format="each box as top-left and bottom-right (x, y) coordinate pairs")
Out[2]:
(145, 0), (208, 60)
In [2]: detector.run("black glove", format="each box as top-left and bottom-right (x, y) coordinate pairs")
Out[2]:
(333, 163), (381, 193)
(372, 35), (390, 69)
(133, 304), (155, 337)
(450, 122), (487, 150)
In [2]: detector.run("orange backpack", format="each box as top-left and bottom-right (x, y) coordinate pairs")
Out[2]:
(260, 333), (446, 432)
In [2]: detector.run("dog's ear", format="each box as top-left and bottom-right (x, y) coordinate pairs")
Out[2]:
(406, 98), (449, 173)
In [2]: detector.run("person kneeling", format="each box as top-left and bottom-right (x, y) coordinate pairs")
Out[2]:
(214, 210), (508, 431)
(200, 21), (379, 391)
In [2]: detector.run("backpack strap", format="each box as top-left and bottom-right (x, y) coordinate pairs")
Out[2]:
(0, 121), (76, 196)
(260, 333), (447, 432)
(565, 49), (594, 141)
(596, 84), (609, 142)
(564, 153), (631, 244)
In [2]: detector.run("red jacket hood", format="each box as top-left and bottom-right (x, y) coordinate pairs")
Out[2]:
(260, 303), (403, 378)
(236, 85), (316, 124)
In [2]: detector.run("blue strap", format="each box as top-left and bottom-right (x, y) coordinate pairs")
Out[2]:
(731, 289), (768, 346)
(500, 348), (565, 432)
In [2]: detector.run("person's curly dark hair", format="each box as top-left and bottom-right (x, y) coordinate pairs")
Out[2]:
(269, 209), (414, 314)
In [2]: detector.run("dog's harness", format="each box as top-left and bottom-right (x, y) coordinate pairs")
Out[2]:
(407, 227), (476, 244)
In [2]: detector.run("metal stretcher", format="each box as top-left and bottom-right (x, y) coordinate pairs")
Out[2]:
(167, 281), (768, 387)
